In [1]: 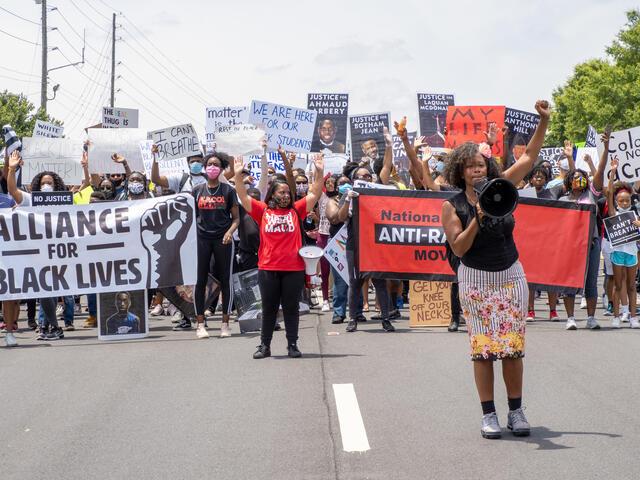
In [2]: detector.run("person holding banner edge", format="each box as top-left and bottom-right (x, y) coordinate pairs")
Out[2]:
(441, 100), (550, 439)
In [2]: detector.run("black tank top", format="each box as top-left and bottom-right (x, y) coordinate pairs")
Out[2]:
(447, 190), (518, 272)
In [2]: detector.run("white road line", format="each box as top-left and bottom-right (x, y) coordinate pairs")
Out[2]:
(332, 383), (370, 452)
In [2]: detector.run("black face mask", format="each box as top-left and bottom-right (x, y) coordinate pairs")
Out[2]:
(100, 188), (114, 199)
(111, 178), (123, 187)
(326, 190), (339, 197)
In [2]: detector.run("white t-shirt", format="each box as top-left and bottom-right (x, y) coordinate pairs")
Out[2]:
(18, 191), (32, 207)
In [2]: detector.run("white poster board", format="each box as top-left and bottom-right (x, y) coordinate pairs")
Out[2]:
(147, 123), (201, 162)
(139, 140), (188, 179)
(102, 107), (139, 128)
(575, 147), (598, 173)
(21, 136), (84, 184)
(598, 126), (640, 185)
(33, 120), (64, 138)
(88, 128), (147, 173)
(205, 106), (248, 144)
(323, 153), (349, 175)
(214, 124), (264, 156)
(248, 100), (317, 153)
(323, 224), (349, 283)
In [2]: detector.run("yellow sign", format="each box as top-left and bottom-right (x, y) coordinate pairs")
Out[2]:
(409, 281), (451, 327)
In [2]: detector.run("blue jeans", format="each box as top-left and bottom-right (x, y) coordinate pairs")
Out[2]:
(87, 294), (97, 317)
(331, 266), (349, 318)
(63, 296), (74, 325)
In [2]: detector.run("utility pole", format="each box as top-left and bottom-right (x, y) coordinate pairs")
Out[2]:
(40, 0), (48, 113)
(110, 13), (116, 107)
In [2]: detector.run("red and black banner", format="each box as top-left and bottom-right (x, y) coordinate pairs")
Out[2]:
(353, 189), (594, 292)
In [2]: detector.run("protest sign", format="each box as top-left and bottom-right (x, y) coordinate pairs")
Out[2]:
(598, 126), (640, 185)
(102, 107), (139, 128)
(392, 131), (416, 184)
(417, 93), (454, 148)
(323, 153), (349, 175)
(354, 189), (594, 292)
(504, 108), (539, 168)
(213, 124), (265, 156)
(349, 112), (390, 165)
(307, 93), (349, 153)
(204, 106), (248, 145)
(139, 140), (188, 179)
(538, 147), (564, 177)
(21, 136), (85, 185)
(73, 186), (94, 205)
(445, 106), (506, 158)
(0, 194), (197, 301)
(88, 128), (146, 173)
(575, 147), (598, 173)
(604, 212), (640, 248)
(246, 152), (284, 181)
(323, 224), (349, 284)
(248, 100), (317, 153)
(586, 125), (598, 147)
(31, 191), (73, 207)
(147, 123), (201, 162)
(33, 120), (64, 138)
(98, 290), (148, 341)
(409, 281), (451, 327)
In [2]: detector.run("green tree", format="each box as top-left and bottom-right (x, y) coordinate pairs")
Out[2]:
(548, 10), (640, 145)
(0, 90), (63, 148)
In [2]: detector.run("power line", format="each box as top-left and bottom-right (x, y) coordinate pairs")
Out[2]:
(96, 0), (120, 13)
(0, 66), (40, 78)
(52, 28), (106, 73)
(83, 0), (112, 22)
(0, 73), (34, 83)
(52, 8), (109, 59)
(0, 27), (39, 45)
(119, 89), (174, 127)
(119, 77), (183, 125)
(0, 6), (40, 25)
(67, 0), (110, 34)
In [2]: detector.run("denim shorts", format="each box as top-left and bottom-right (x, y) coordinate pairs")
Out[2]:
(611, 251), (638, 267)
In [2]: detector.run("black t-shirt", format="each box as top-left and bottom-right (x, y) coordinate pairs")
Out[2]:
(192, 182), (237, 239)
(238, 206), (260, 254)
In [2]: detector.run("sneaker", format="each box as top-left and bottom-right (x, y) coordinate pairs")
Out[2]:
(253, 344), (271, 359)
(321, 300), (330, 312)
(389, 309), (401, 320)
(274, 322), (282, 331)
(27, 318), (38, 330)
(526, 310), (535, 321)
(603, 303), (613, 316)
(55, 304), (64, 318)
(621, 312), (630, 323)
(64, 324), (75, 331)
(149, 304), (164, 316)
(196, 323), (209, 339)
(74, 303), (82, 315)
(0, 322), (6, 333)
(220, 323), (231, 338)
(36, 328), (48, 341)
(611, 317), (621, 329)
(507, 408), (531, 437)
(481, 412), (502, 439)
(287, 344), (302, 358)
(566, 317), (577, 330)
(355, 314), (367, 323)
(331, 315), (345, 324)
(172, 320), (192, 331)
(5, 332), (18, 347)
(204, 309), (214, 317)
(346, 320), (358, 332)
(381, 319), (395, 332)
(549, 310), (559, 321)
(371, 313), (384, 320)
(170, 311), (184, 323)
(630, 317), (640, 329)
(580, 297), (587, 309)
(47, 327), (64, 340)
(586, 317), (601, 330)
(83, 315), (97, 328)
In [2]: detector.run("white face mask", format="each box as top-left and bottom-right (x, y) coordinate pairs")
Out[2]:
(40, 184), (54, 192)
(618, 205), (631, 212)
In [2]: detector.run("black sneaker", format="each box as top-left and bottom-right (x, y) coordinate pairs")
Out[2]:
(331, 315), (345, 324)
(346, 320), (358, 332)
(371, 313), (384, 320)
(47, 327), (64, 340)
(389, 309), (401, 320)
(448, 316), (460, 332)
(274, 322), (282, 331)
(381, 319), (395, 332)
(28, 319), (38, 330)
(172, 320), (192, 331)
(355, 314), (367, 322)
(253, 344), (271, 359)
(287, 344), (302, 358)
(36, 329), (48, 341)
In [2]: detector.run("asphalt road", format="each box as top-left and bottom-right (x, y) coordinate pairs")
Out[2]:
(2, 294), (640, 480)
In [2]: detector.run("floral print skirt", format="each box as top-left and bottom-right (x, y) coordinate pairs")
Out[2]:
(458, 261), (528, 361)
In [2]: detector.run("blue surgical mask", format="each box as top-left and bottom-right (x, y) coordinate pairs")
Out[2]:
(190, 162), (203, 175)
(338, 184), (352, 195)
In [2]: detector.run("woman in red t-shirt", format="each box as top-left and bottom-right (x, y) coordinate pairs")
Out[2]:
(234, 154), (324, 359)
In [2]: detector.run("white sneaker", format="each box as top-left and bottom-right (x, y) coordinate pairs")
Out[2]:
(621, 312), (630, 323)
(170, 311), (184, 323)
(481, 412), (502, 439)
(5, 332), (17, 347)
(630, 317), (640, 329)
(74, 303), (82, 315)
(220, 323), (231, 338)
(196, 324), (209, 339)
(55, 304), (64, 318)
(586, 317), (601, 330)
(566, 317), (577, 330)
(204, 309), (213, 317)
(321, 300), (330, 312)
(580, 297), (587, 309)
(149, 304), (164, 316)
(611, 316), (621, 329)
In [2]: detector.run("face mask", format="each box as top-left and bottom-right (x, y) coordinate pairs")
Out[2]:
(326, 189), (339, 197)
(338, 184), (352, 195)
(206, 165), (221, 180)
(190, 162), (203, 175)
(111, 177), (123, 187)
(296, 184), (309, 195)
(572, 177), (587, 190)
(101, 187), (114, 199)
(40, 184), (54, 192)
(128, 182), (144, 195)
(618, 205), (631, 212)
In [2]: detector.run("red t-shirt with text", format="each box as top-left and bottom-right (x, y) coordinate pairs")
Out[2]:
(250, 197), (307, 271)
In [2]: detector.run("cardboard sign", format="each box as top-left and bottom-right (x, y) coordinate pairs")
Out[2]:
(102, 107), (139, 128)
(349, 112), (390, 165)
(417, 93), (454, 148)
(323, 224), (349, 283)
(504, 108), (539, 168)
(409, 281), (451, 327)
(214, 124), (265, 156)
(307, 93), (349, 153)
(139, 140), (188, 179)
(445, 106), (506, 158)
(21, 136), (85, 184)
(98, 289), (148, 340)
(248, 100), (317, 153)
(31, 191), (73, 207)
(147, 123), (201, 162)
(604, 212), (640, 247)
(88, 128), (147, 174)
(33, 120), (64, 138)
(204, 106), (248, 145)
(598, 126), (640, 185)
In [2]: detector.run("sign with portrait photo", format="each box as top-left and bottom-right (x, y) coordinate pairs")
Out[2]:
(98, 289), (148, 341)
(349, 112), (390, 166)
(307, 93), (349, 154)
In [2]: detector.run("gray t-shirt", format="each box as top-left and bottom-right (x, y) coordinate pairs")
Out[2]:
(167, 173), (206, 194)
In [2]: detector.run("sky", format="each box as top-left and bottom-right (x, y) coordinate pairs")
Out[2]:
(0, 0), (637, 141)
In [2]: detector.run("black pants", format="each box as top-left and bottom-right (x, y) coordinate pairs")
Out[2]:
(346, 250), (390, 320)
(195, 235), (234, 316)
(451, 282), (462, 317)
(258, 270), (305, 346)
(27, 299), (37, 320)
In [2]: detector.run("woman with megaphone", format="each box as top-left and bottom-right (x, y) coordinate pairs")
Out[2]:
(234, 153), (324, 359)
(441, 100), (550, 440)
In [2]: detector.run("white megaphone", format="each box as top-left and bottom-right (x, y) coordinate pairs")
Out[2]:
(299, 246), (324, 288)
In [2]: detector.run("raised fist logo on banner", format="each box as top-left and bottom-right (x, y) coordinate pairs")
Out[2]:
(140, 194), (193, 288)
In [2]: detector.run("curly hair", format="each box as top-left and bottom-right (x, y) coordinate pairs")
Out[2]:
(563, 168), (590, 193)
(529, 164), (550, 183)
(443, 142), (502, 189)
(30, 171), (66, 192)
(204, 152), (230, 170)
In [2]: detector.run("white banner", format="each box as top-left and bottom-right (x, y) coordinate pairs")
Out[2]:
(323, 224), (349, 283)
(21, 136), (85, 184)
(0, 194), (197, 300)
(598, 126), (640, 185)
(147, 123), (201, 162)
(140, 140), (188, 179)
(248, 100), (317, 153)
(33, 120), (64, 138)
(88, 128), (147, 174)
(102, 107), (139, 128)
(214, 124), (264, 156)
